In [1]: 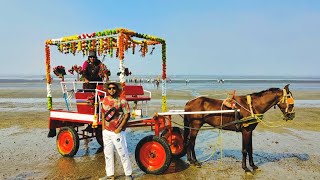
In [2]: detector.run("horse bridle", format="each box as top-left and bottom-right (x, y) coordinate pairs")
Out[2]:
(278, 88), (295, 114)
(230, 88), (295, 116)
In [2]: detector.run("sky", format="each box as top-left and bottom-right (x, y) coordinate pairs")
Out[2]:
(0, 0), (319, 77)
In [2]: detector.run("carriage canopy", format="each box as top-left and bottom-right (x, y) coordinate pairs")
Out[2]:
(45, 28), (168, 112)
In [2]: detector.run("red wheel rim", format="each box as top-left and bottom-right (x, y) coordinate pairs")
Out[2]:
(169, 132), (184, 155)
(139, 141), (166, 171)
(58, 131), (74, 154)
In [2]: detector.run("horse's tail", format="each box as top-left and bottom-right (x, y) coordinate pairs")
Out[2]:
(183, 113), (190, 146)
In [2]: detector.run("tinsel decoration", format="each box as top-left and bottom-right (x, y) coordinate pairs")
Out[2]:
(105, 38), (109, 54)
(141, 41), (148, 57)
(144, 41), (148, 55)
(118, 33), (125, 60)
(87, 40), (92, 51)
(109, 38), (113, 57)
(110, 47), (113, 58)
(162, 96), (167, 112)
(141, 43), (145, 57)
(77, 41), (82, 52)
(124, 34), (129, 52)
(132, 43), (135, 54)
(71, 42), (76, 55)
(81, 41), (87, 51)
(150, 46), (155, 55)
(91, 39), (96, 51)
(45, 43), (52, 110)
(45, 44), (52, 84)
(162, 42), (167, 79)
(116, 48), (119, 58)
(58, 43), (63, 53)
(99, 38), (103, 56)
(47, 97), (52, 110)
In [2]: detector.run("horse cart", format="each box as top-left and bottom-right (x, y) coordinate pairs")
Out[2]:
(45, 28), (189, 174)
(46, 27), (296, 175)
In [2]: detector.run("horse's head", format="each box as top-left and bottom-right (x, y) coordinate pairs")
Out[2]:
(276, 84), (295, 120)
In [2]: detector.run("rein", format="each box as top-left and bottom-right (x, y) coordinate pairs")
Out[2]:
(170, 112), (262, 130)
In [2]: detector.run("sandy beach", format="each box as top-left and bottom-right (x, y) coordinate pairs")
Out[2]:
(2, 0), (320, 179)
(1, 89), (320, 179)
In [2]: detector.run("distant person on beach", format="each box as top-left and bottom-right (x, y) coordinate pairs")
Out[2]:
(155, 80), (160, 89)
(99, 81), (133, 180)
(82, 50), (108, 90)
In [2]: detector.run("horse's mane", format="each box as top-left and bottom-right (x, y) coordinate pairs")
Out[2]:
(248, 88), (281, 97)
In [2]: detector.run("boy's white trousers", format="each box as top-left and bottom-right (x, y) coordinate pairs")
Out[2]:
(102, 130), (132, 176)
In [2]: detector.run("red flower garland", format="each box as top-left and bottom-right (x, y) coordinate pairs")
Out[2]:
(45, 44), (52, 84)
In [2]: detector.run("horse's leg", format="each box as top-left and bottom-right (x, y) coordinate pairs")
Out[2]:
(248, 131), (259, 171)
(189, 122), (202, 167)
(241, 130), (252, 174)
(184, 116), (192, 162)
(185, 129), (192, 162)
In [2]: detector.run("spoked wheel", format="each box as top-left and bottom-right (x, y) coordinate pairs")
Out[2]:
(161, 127), (186, 159)
(135, 135), (172, 174)
(56, 127), (79, 157)
(95, 126), (103, 147)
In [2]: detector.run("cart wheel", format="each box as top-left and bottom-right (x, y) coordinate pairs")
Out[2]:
(135, 135), (172, 174)
(161, 127), (186, 159)
(56, 127), (79, 157)
(95, 127), (103, 147)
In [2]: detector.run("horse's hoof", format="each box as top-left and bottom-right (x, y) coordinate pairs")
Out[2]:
(194, 162), (202, 168)
(244, 168), (253, 176)
(253, 168), (261, 172)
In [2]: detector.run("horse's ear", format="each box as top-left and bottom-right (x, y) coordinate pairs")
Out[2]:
(284, 84), (290, 91)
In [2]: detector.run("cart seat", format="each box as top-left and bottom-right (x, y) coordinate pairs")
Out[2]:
(124, 85), (151, 101)
(75, 92), (95, 114)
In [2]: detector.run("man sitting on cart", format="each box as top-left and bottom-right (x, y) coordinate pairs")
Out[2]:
(82, 50), (109, 90)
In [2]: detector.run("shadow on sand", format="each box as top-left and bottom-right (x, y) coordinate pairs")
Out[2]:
(198, 149), (309, 166)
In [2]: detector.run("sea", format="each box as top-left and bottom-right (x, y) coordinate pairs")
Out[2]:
(0, 74), (320, 112)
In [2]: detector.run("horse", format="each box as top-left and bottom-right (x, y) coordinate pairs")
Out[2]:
(183, 84), (295, 174)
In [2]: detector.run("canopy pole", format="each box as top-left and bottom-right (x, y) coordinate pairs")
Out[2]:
(45, 43), (52, 110)
(161, 41), (167, 112)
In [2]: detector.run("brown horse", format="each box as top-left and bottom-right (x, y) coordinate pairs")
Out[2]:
(183, 84), (295, 174)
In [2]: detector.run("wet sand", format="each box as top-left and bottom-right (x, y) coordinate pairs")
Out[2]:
(1, 89), (320, 179)
(1, 88), (320, 100)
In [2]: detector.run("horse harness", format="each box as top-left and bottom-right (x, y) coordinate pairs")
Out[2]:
(241, 95), (264, 128)
(230, 87), (295, 129)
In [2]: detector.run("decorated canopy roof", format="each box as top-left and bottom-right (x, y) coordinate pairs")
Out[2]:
(45, 28), (166, 59)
